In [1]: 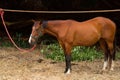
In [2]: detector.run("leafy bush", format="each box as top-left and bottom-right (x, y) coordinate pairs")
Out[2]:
(13, 33), (29, 48)
(40, 43), (103, 61)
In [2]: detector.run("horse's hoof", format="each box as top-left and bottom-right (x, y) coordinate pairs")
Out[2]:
(64, 72), (71, 74)
(64, 69), (71, 74)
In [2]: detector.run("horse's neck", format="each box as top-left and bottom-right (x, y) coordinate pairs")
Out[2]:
(44, 21), (58, 37)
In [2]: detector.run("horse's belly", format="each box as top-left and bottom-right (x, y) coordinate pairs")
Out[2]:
(73, 35), (100, 46)
(73, 39), (98, 46)
(76, 40), (98, 46)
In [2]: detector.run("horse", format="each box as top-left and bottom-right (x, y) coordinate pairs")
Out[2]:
(28, 17), (116, 74)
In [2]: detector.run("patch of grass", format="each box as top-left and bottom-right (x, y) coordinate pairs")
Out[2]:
(40, 43), (103, 61)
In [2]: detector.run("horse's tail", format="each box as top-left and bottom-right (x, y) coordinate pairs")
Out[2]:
(113, 33), (116, 60)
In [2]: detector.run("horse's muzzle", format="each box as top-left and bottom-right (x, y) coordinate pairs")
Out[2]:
(29, 35), (37, 45)
(29, 40), (37, 46)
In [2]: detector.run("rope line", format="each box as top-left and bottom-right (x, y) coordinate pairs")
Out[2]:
(0, 9), (36, 53)
(3, 8), (120, 13)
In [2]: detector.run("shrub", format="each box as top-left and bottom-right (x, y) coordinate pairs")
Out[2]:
(40, 43), (103, 61)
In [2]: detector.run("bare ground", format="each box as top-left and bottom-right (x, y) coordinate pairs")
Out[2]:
(0, 47), (120, 80)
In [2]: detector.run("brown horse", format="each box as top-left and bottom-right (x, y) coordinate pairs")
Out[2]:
(29, 17), (116, 74)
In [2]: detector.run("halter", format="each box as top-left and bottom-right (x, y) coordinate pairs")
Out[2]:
(38, 21), (48, 36)
(31, 21), (48, 41)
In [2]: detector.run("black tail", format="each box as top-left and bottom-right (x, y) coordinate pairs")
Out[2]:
(113, 36), (116, 60)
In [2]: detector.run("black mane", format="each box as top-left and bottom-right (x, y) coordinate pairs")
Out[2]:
(42, 21), (48, 28)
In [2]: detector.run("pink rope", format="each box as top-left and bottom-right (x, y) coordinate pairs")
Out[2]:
(0, 8), (36, 53)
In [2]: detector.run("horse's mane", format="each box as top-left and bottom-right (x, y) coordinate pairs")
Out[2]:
(41, 21), (48, 28)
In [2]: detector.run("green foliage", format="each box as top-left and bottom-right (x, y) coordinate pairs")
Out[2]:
(116, 51), (120, 60)
(0, 37), (12, 47)
(72, 46), (102, 61)
(2, 42), (12, 47)
(40, 43), (103, 61)
(0, 33), (29, 48)
(41, 43), (65, 61)
(13, 33), (29, 48)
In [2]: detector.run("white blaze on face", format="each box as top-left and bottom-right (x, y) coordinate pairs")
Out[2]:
(28, 34), (32, 44)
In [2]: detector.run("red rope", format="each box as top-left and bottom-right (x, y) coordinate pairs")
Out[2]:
(0, 8), (36, 53)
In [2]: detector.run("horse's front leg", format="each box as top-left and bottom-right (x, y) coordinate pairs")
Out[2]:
(59, 40), (72, 74)
(64, 54), (71, 74)
(63, 43), (72, 74)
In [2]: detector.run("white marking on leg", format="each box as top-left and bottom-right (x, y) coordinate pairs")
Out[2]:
(110, 60), (114, 71)
(28, 34), (32, 44)
(65, 68), (71, 74)
(102, 61), (108, 70)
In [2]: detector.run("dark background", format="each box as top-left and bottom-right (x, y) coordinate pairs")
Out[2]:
(0, 0), (120, 46)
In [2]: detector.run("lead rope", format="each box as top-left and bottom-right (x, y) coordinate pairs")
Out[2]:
(0, 8), (36, 53)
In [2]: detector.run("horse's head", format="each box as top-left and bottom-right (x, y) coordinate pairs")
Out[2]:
(29, 20), (44, 45)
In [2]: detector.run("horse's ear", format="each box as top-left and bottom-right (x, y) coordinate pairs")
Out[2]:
(39, 20), (43, 24)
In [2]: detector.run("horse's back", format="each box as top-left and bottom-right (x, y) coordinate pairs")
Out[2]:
(81, 17), (116, 40)
(63, 17), (116, 46)
(48, 17), (116, 46)
(92, 17), (116, 29)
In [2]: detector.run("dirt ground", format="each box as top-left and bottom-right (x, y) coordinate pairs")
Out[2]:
(0, 47), (120, 80)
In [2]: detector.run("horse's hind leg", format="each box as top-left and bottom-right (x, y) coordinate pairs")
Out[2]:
(106, 41), (115, 71)
(99, 39), (109, 71)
